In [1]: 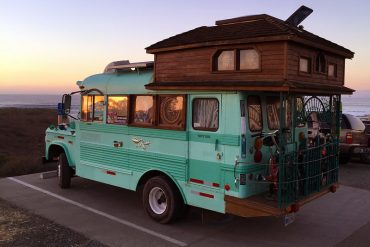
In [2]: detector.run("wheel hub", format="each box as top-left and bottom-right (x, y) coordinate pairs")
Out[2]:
(149, 187), (167, 214)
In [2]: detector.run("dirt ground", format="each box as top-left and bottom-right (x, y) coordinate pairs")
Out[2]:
(0, 108), (57, 177)
(0, 198), (107, 247)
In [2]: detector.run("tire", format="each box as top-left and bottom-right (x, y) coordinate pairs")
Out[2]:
(58, 153), (71, 188)
(142, 176), (182, 224)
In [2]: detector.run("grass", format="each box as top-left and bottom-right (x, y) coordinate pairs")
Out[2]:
(0, 108), (57, 177)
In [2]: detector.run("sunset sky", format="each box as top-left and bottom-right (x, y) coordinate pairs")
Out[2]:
(1, 0), (370, 94)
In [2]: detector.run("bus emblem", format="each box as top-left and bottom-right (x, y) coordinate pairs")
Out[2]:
(132, 137), (151, 150)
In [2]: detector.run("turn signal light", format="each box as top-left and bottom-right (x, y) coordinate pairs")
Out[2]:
(346, 132), (353, 144)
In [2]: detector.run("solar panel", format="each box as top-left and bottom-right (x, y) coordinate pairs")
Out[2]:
(285, 5), (313, 27)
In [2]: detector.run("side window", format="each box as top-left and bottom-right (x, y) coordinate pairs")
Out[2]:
(107, 96), (128, 125)
(159, 95), (185, 129)
(247, 96), (263, 132)
(81, 95), (104, 122)
(192, 98), (219, 131)
(239, 49), (260, 70)
(266, 97), (280, 130)
(132, 95), (155, 125)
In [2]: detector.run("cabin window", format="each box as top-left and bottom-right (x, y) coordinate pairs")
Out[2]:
(328, 63), (337, 77)
(159, 95), (185, 129)
(132, 95), (155, 125)
(81, 95), (104, 122)
(315, 53), (326, 73)
(107, 96), (128, 125)
(299, 57), (311, 73)
(192, 98), (219, 131)
(239, 49), (260, 70)
(217, 50), (235, 71)
(266, 97), (280, 130)
(247, 96), (263, 132)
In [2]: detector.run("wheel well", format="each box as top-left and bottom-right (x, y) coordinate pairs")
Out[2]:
(136, 170), (186, 203)
(48, 145), (65, 160)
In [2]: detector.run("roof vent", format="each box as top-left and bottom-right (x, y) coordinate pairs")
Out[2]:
(285, 5), (313, 27)
(104, 60), (154, 73)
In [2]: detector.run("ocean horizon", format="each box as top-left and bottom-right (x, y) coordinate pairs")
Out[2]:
(1, 91), (370, 117)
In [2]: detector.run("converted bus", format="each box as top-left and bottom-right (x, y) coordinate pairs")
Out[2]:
(44, 7), (354, 224)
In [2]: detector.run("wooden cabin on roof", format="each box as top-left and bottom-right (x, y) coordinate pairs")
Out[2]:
(145, 6), (354, 94)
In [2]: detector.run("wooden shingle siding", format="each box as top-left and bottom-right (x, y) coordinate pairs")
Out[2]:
(155, 42), (286, 83)
(287, 42), (345, 85)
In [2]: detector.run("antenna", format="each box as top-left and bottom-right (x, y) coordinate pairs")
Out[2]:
(285, 5), (313, 27)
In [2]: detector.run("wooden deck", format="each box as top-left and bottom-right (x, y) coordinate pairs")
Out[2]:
(225, 184), (337, 218)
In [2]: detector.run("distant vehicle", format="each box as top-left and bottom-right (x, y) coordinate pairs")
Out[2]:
(339, 114), (370, 163)
(362, 120), (370, 147)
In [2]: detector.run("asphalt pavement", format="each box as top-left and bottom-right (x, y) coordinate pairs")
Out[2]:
(1, 162), (370, 247)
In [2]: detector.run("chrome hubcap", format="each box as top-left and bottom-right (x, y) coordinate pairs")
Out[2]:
(148, 187), (167, 214)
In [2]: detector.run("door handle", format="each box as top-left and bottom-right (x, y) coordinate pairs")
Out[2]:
(113, 141), (123, 148)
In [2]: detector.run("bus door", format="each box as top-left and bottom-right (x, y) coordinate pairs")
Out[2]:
(187, 95), (223, 202)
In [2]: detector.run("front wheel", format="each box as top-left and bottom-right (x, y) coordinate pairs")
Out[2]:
(142, 176), (182, 224)
(58, 153), (71, 188)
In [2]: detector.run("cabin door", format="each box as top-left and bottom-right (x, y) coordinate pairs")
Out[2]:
(188, 94), (224, 191)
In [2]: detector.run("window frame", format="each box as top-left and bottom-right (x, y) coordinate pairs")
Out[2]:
(157, 94), (187, 130)
(299, 56), (312, 75)
(315, 52), (327, 74)
(247, 95), (263, 132)
(81, 95), (105, 122)
(129, 94), (156, 127)
(327, 63), (337, 78)
(237, 48), (261, 71)
(212, 48), (261, 73)
(106, 95), (129, 125)
(192, 98), (219, 132)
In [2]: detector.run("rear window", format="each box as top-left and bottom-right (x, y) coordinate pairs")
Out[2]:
(365, 124), (370, 134)
(344, 114), (365, 131)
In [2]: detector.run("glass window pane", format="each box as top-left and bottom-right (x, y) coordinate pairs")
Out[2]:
(193, 99), (219, 131)
(328, 64), (336, 77)
(240, 49), (260, 70)
(247, 96), (263, 131)
(107, 96), (128, 125)
(299, 58), (309, 72)
(217, 50), (235, 71)
(81, 95), (93, 121)
(266, 97), (280, 130)
(159, 96), (184, 128)
(93, 96), (104, 122)
(134, 96), (154, 124)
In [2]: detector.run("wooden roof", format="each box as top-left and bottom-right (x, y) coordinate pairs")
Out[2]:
(146, 14), (354, 58)
(145, 81), (354, 95)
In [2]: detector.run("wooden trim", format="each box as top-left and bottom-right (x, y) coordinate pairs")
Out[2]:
(283, 41), (288, 80)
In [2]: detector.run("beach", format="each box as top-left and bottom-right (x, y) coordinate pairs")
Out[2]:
(0, 108), (57, 177)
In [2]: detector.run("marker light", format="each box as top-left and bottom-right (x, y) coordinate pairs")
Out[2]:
(254, 150), (262, 163)
(224, 184), (230, 191)
(254, 137), (263, 150)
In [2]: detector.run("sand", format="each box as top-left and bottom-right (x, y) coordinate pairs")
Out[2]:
(0, 108), (57, 177)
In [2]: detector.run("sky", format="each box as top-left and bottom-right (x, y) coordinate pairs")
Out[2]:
(1, 0), (370, 94)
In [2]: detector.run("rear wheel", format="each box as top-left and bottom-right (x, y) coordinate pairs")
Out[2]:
(142, 176), (182, 224)
(58, 153), (71, 188)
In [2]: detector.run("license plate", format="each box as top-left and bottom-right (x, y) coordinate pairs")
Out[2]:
(354, 147), (370, 154)
(283, 213), (296, 226)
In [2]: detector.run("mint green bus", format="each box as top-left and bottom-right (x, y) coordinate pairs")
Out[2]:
(45, 61), (342, 224)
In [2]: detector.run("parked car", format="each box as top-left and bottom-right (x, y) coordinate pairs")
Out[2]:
(339, 114), (370, 163)
(362, 120), (370, 147)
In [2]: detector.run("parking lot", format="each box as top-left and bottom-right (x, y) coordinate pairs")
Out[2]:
(1, 162), (370, 247)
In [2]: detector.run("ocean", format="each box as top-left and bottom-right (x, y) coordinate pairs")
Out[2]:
(0, 92), (369, 117)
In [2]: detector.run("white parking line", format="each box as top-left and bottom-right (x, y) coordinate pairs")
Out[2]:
(7, 177), (187, 247)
